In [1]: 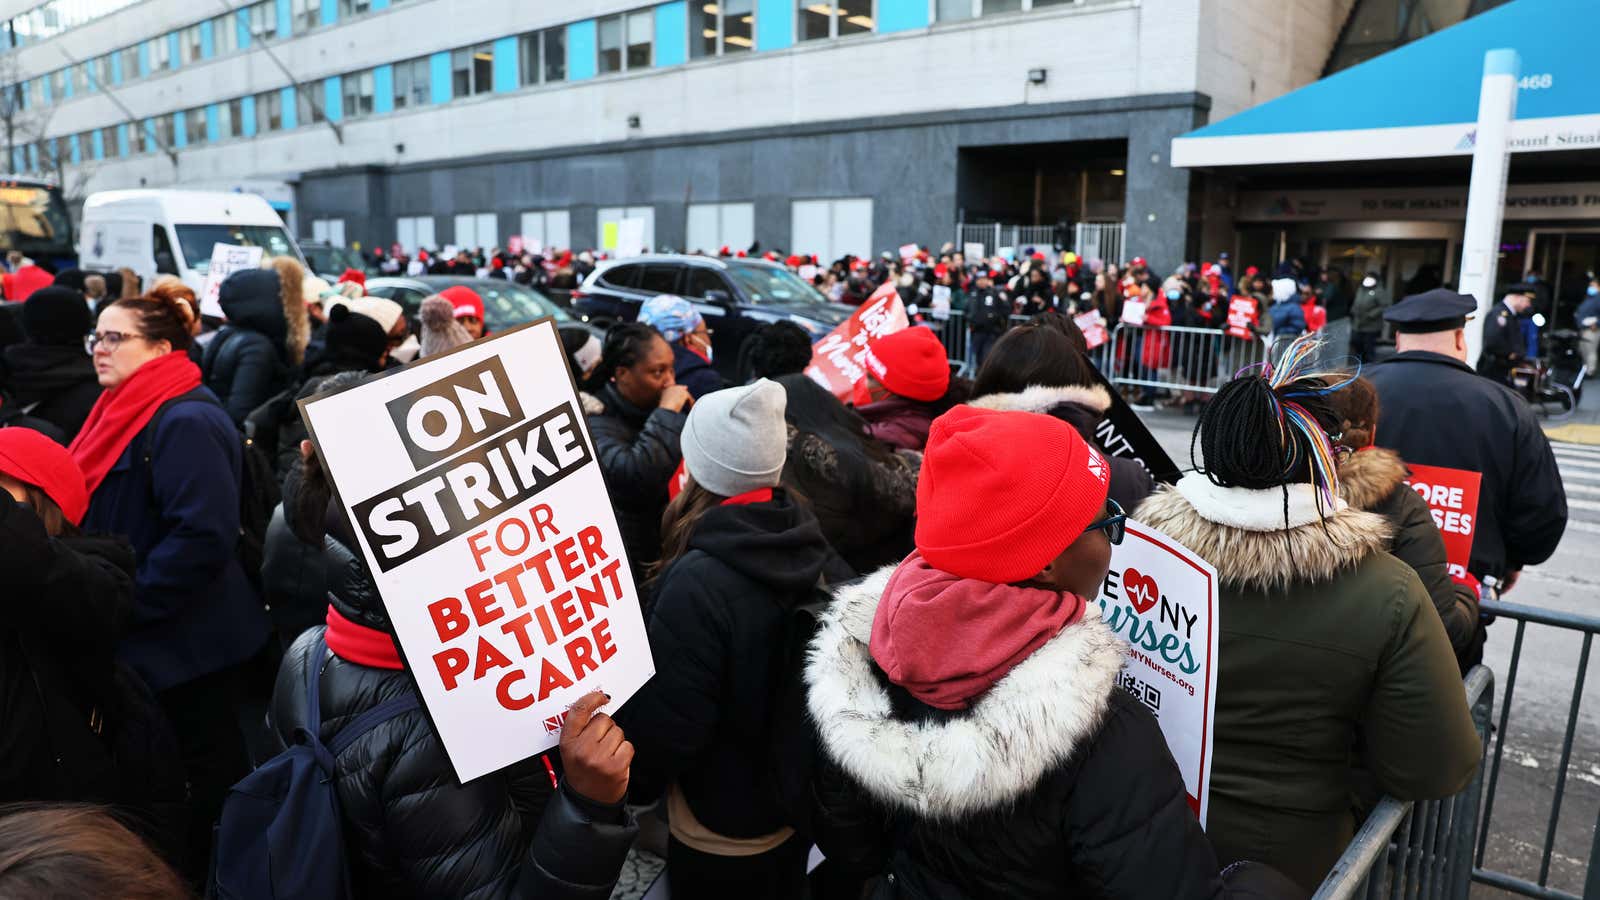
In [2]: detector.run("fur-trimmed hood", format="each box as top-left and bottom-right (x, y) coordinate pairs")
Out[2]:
(270, 256), (310, 367)
(804, 564), (1127, 820)
(1338, 447), (1409, 511)
(969, 383), (1111, 416)
(1135, 474), (1392, 591)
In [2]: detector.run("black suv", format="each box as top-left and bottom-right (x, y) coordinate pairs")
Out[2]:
(572, 254), (849, 377)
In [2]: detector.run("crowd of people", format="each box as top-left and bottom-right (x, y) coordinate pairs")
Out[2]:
(0, 236), (1570, 900)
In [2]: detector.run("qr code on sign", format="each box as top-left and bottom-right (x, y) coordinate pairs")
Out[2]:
(1118, 671), (1161, 713)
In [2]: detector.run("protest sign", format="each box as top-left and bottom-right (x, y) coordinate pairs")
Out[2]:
(963, 242), (986, 262)
(931, 284), (952, 320)
(507, 235), (524, 255)
(1404, 463), (1482, 583)
(1090, 367), (1181, 484)
(1120, 298), (1147, 326)
(997, 246), (1015, 262)
(804, 281), (909, 403)
(617, 218), (646, 258)
(1075, 310), (1108, 349)
(199, 244), (264, 319)
(898, 243), (918, 261)
(1224, 296), (1257, 340)
(798, 264), (819, 282)
(298, 320), (655, 783)
(1096, 520), (1219, 826)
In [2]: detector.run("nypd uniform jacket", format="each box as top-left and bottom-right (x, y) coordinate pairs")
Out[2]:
(1367, 349), (1567, 581)
(1477, 302), (1525, 377)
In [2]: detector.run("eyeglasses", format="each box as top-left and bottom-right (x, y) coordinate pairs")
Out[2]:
(1083, 498), (1127, 545)
(85, 330), (150, 353)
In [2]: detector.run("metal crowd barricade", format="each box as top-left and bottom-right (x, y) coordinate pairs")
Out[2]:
(1313, 666), (1496, 900)
(1471, 598), (1600, 900)
(1098, 323), (1271, 395)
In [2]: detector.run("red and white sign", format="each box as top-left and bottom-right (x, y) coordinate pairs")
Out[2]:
(1096, 521), (1219, 827)
(1225, 296), (1258, 340)
(507, 235), (524, 255)
(804, 281), (910, 403)
(898, 243), (918, 261)
(1075, 310), (1109, 349)
(299, 320), (654, 783)
(1405, 463), (1482, 584)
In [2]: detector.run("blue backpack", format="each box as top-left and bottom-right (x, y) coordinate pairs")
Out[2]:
(209, 637), (419, 899)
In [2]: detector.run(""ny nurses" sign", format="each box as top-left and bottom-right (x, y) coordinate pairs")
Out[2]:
(299, 319), (654, 783)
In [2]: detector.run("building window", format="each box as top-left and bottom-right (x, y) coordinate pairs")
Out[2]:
(686, 202), (755, 255)
(453, 212), (497, 250)
(451, 44), (493, 97)
(96, 54), (114, 86)
(337, 0), (371, 17)
(694, 0), (754, 57)
(627, 10), (654, 69)
(297, 83), (327, 125)
(596, 206), (655, 253)
(312, 218), (347, 247)
(150, 35), (172, 71)
(791, 197), (872, 263)
(154, 114), (175, 148)
(798, 1), (873, 39)
(121, 45), (141, 80)
(101, 125), (118, 158)
(47, 69), (64, 99)
(396, 215), (436, 252)
(212, 14), (238, 54)
(598, 10), (653, 74)
(518, 27), (567, 86)
(70, 63), (88, 93)
(248, 1), (276, 40)
(294, 0), (319, 33)
(135, 121), (153, 154)
(518, 210), (571, 253)
(392, 56), (431, 109)
(180, 24), (203, 62)
(936, 0), (1078, 19)
(256, 89), (283, 132)
(223, 98), (244, 137)
(185, 108), (208, 144)
(342, 70), (374, 118)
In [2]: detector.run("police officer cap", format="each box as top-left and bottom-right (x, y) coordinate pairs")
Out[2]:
(1384, 288), (1478, 333)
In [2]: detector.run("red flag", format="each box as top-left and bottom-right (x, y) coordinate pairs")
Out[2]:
(803, 281), (910, 403)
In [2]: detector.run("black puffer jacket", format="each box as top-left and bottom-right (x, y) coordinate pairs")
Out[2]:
(0, 343), (101, 443)
(617, 490), (831, 839)
(269, 467), (638, 900)
(970, 384), (1156, 508)
(807, 567), (1297, 900)
(783, 425), (917, 575)
(586, 384), (686, 587)
(203, 269), (290, 425)
(1339, 447), (1480, 668)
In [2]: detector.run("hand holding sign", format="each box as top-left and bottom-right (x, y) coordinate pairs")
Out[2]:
(560, 691), (633, 804)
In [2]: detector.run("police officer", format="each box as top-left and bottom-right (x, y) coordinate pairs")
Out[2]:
(1366, 289), (1567, 655)
(1476, 284), (1536, 383)
(967, 268), (1011, 367)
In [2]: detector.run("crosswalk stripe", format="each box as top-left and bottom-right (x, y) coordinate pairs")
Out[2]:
(1566, 496), (1600, 512)
(1566, 519), (1600, 535)
(1556, 455), (1600, 469)
(1553, 443), (1600, 460)
(1564, 481), (1600, 496)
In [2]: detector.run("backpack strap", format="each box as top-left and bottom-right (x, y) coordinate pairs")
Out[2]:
(328, 695), (420, 757)
(301, 634), (421, 765)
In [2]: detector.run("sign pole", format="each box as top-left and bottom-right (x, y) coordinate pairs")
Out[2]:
(1458, 48), (1519, 368)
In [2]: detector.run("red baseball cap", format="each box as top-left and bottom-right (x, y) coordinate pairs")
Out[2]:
(1131, 256), (1147, 267)
(933, 263), (949, 279)
(0, 427), (89, 525)
(861, 327), (949, 402)
(916, 406), (1111, 583)
(439, 285), (484, 321)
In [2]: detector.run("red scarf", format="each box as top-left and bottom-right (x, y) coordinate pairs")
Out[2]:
(324, 605), (404, 670)
(68, 352), (202, 496)
(721, 488), (774, 506)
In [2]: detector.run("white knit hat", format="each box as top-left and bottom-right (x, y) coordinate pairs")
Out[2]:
(680, 379), (788, 497)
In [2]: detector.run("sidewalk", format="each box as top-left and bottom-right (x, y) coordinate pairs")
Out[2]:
(1541, 379), (1600, 445)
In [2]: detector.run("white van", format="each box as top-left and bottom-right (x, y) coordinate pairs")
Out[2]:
(79, 189), (305, 297)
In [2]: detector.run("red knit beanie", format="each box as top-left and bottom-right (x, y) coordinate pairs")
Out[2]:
(0, 427), (90, 525)
(862, 327), (949, 402)
(916, 406), (1111, 583)
(440, 285), (484, 321)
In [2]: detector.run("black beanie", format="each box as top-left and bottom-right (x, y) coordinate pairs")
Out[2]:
(322, 303), (388, 370)
(52, 268), (87, 291)
(22, 286), (91, 347)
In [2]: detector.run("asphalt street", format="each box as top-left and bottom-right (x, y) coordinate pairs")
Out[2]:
(1140, 406), (1599, 898)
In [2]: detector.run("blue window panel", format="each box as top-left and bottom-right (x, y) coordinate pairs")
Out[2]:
(654, 2), (687, 67)
(144, 119), (157, 149)
(280, 86), (298, 129)
(237, 8), (252, 48)
(91, 130), (105, 160)
(12, 148), (24, 172)
(429, 52), (451, 104)
(42, 75), (54, 103)
(371, 0), (389, 9)
(26, 144), (36, 172)
(324, 76), (342, 122)
(321, 0), (336, 26)
(756, 0), (792, 50)
(206, 105), (220, 142)
(173, 110), (187, 148)
(138, 41), (149, 76)
(200, 19), (215, 58)
(241, 95), (257, 136)
(492, 36), (518, 92)
(877, 0), (927, 33)
(567, 20), (597, 81)
(117, 124), (130, 157)
(69, 135), (81, 164)
(168, 33), (182, 70)
(373, 64), (394, 114)
(110, 53), (123, 84)
(275, 0), (292, 39)
(85, 63), (98, 93)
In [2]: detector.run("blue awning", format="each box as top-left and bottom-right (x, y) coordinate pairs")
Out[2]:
(1173, 0), (1600, 168)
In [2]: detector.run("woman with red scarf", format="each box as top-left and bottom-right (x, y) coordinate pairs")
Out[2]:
(69, 290), (269, 879)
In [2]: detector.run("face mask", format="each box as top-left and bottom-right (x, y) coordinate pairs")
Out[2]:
(1165, 289), (1182, 300)
(1363, 277), (1377, 288)
(389, 333), (420, 363)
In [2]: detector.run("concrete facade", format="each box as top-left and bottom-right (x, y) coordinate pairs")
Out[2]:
(1, 0), (1345, 268)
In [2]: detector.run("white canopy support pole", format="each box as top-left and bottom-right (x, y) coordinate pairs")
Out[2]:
(1458, 48), (1519, 367)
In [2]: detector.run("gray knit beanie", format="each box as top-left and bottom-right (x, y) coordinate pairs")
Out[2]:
(680, 378), (788, 498)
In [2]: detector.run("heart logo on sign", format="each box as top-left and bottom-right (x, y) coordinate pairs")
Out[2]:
(1124, 568), (1159, 614)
